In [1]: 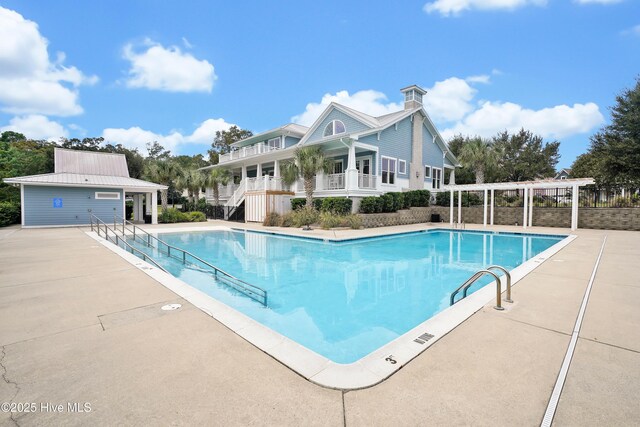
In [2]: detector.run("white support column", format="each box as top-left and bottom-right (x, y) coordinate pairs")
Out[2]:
(256, 163), (262, 177)
(264, 174), (270, 190)
(529, 187), (534, 227)
(274, 159), (280, 178)
(571, 184), (579, 230)
(523, 187), (529, 229)
(151, 191), (158, 225)
(449, 189), (454, 225)
(483, 189), (488, 227)
(241, 165), (247, 181)
(345, 142), (358, 191)
(457, 190), (462, 224)
(133, 194), (143, 221)
(449, 169), (456, 185)
(145, 193), (152, 215)
(316, 171), (324, 191)
(490, 188), (495, 226)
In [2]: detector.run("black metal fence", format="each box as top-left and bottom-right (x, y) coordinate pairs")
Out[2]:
(435, 187), (639, 208)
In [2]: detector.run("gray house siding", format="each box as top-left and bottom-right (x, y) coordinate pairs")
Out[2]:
(306, 109), (372, 144)
(23, 185), (124, 226)
(284, 136), (300, 148)
(360, 116), (412, 180)
(422, 124), (444, 185)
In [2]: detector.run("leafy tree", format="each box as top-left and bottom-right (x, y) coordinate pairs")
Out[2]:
(572, 77), (640, 187)
(59, 137), (104, 151)
(208, 126), (253, 164)
(207, 168), (231, 207)
(172, 154), (210, 170)
(146, 141), (171, 161)
(144, 161), (181, 210)
(0, 131), (26, 143)
(0, 139), (55, 203)
(446, 135), (477, 184)
(177, 169), (207, 203)
(492, 129), (560, 182)
(280, 146), (332, 208)
(457, 137), (498, 184)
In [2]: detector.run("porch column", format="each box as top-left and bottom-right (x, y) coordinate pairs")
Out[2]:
(523, 187), (529, 229)
(316, 171), (324, 191)
(490, 188), (495, 225)
(571, 184), (579, 230)
(274, 159), (280, 178)
(528, 187), (534, 227)
(449, 169), (456, 185)
(151, 191), (158, 225)
(449, 188), (454, 225)
(346, 142), (358, 191)
(483, 189), (488, 227)
(241, 165), (247, 181)
(134, 194), (143, 221)
(256, 163), (262, 177)
(457, 190), (462, 224)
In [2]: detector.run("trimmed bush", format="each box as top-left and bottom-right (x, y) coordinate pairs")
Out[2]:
(409, 190), (430, 207)
(159, 208), (187, 223)
(291, 198), (322, 211)
(321, 197), (353, 215)
(388, 192), (405, 211)
(263, 212), (281, 226)
(380, 193), (396, 213)
(0, 201), (20, 227)
(184, 211), (206, 222)
(435, 191), (479, 207)
(402, 191), (413, 209)
(359, 196), (382, 214)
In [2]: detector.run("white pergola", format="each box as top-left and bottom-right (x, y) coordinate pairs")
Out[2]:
(442, 178), (595, 231)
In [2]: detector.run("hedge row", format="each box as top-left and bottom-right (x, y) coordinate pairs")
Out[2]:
(359, 190), (430, 214)
(159, 208), (206, 223)
(0, 201), (20, 227)
(435, 192), (482, 207)
(291, 197), (353, 215)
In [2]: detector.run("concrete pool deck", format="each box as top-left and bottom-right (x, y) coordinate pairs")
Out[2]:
(0, 222), (638, 426)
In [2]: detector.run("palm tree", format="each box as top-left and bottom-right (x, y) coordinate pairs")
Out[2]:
(177, 169), (206, 204)
(458, 137), (498, 184)
(144, 160), (181, 210)
(207, 167), (231, 207)
(280, 146), (332, 208)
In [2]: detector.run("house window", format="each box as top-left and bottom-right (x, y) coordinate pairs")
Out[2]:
(323, 120), (346, 137)
(95, 191), (121, 200)
(398, 159), (407, 175)
(432, 168), (442, 190)
(382, 157), (396, 185)
(404, 90), (423, 104)
(560, 176), (566, 180)
(331, 160), (344, 174)
(267, 137), (282, 149)
(425, 165), (431, 179)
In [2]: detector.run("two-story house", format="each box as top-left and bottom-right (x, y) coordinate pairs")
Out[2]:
(202, 85), (459, 217)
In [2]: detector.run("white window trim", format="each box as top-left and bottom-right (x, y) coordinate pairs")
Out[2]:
(424, 165), (431, 179)
(331, 159), (344, 175)
(267, 137), (282, 149)
(323, 120), (346, 138)
(356, 156), (373, 175)
(398, 159), (407, 175)
(95, 191), (121, 200)
(431, 167), (442, 190)
(381, 156), (397, 185)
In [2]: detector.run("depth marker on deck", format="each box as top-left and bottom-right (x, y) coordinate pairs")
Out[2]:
(540, 235), (607, 427)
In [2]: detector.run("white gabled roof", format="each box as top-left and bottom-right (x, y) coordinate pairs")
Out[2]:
(3, 173), (167, 190)
(55, 148), (130, 177)
(230, 123), (309, 148)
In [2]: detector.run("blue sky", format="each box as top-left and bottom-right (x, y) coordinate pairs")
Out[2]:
(0, 0), (638, 168)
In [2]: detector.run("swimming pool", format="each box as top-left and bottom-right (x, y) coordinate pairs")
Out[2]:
(124, 228), (565, 364)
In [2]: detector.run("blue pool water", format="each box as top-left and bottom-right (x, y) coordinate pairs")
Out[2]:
(126, 229), (563, 363)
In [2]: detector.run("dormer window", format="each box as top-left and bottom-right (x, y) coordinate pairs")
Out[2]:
(404, 90), (422, 104)
(323, 120), (346, 137)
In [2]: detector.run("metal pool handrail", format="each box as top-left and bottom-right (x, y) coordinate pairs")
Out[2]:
(89, 215), (167, 272)
(450, 269), (504, 310)
(113, 215), (268, 306)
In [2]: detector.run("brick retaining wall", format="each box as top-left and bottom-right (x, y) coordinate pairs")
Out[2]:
(360, 205), (640, 231)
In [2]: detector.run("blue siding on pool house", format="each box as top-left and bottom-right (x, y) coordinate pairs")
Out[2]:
(23, 185), (124, 226)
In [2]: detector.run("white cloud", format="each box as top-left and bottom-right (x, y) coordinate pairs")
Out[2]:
(102, 118), (234, 152)
(575, 0), (623, 4)
(424, 0), (547, 16)
(0, 6), (97, 116)
(1, 115), (68, 141)
(440, 101), (604, 140)
(291, 90), (402, 126)
(423, 77), (485, 122)
(621, 24), (640, 37)
(122, 39), (216, 93)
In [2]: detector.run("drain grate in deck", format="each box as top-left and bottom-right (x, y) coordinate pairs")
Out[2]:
(413, 332), (434, 345)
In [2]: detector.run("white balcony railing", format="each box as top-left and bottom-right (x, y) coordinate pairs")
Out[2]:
(218, 143), (281, 163)
(358, 173), (376, 189)
(206, 183), (238, 199)
(324, 173), (345, 190)
(245, 176), (283, 192)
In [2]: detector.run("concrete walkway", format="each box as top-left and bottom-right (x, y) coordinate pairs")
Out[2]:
(0, 223), (638, 426)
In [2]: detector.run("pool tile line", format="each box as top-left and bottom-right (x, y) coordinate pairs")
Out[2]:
(84, 229), (576, 390)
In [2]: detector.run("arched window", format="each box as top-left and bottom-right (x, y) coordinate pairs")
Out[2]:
(323, 120), (346, 137)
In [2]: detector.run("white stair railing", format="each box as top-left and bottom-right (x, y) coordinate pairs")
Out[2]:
(226, 180), (246, 207)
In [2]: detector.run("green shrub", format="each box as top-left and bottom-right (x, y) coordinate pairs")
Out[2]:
(321, 197), (353, 215)
(291, 207), (320, 227)
(291, 198), (322, 211)
(409, 190), (430, 207)
(184, 211), (206, 222)
(344, 214), (363, 229)
(402, 191), (413, 209)
(320, 212), (344, 229)
(380, 193), (396, 212)
(0, 201), (20, 227)
(159, 208), (187, 223)
(436, 191), (482, 207)
(359, 196), (382, 214)
(388, 192), (405, 211)
(263, 212), (281, 226)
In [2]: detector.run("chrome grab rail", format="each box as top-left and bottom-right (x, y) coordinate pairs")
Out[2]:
(450, 269), (505, 311)
(487, 265), (512, 303)
(89, 214), (167, 272)
(113, 215), (267, 306)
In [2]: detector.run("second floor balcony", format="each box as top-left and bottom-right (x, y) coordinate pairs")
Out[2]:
(219, 142), (282, 163)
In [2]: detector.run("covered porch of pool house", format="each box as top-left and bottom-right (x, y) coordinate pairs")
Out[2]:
(443, 178), (595, 231)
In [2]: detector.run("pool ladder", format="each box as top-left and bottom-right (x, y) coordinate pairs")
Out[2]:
(450, 265), (512, 310)
(453, 221), (465, 229)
